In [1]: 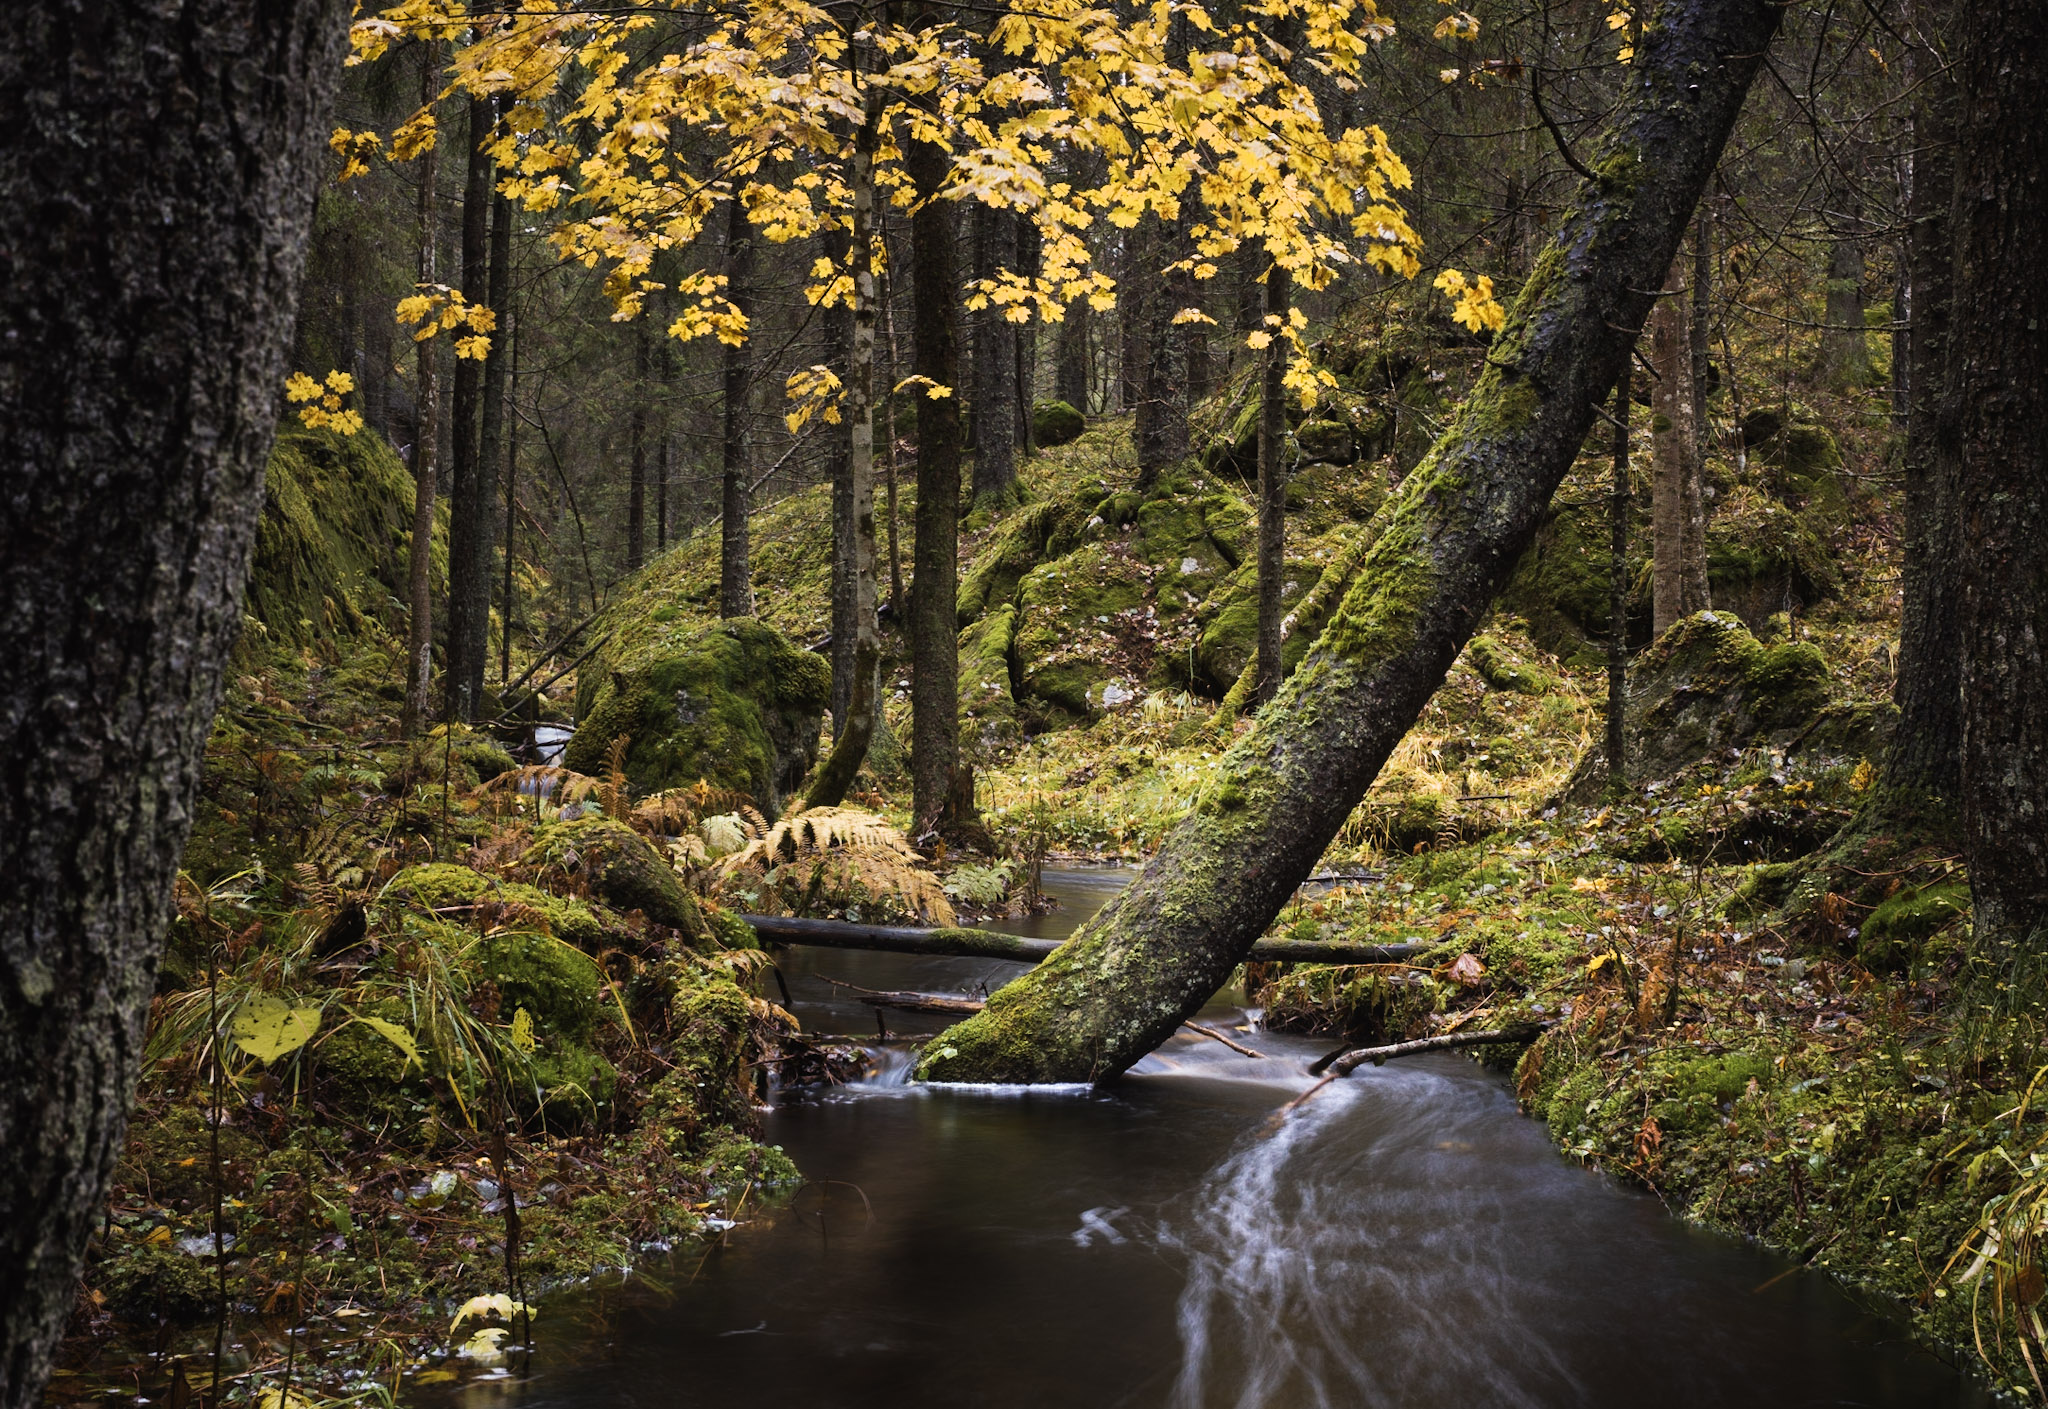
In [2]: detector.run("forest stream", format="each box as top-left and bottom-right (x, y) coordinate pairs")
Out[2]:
(422, 870), (1991, 1409)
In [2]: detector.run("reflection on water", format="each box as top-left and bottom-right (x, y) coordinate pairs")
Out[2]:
(434, 869), (1989, 1409)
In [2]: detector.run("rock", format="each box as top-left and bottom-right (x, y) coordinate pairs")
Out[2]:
(1031, 399), (1085, 447)
(1566, 610), (1831, 802)
(568, 618), (829, 811)
(523, 816), (707, 937)
(1295, 419), (1356, 466)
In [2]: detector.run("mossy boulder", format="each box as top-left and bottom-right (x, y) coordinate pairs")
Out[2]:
(668, 967), (763, 1128)
(957, 497), (1087, 626)
(1011, 544), (1151, 720)
(1295, 419), (1356, 466)
(1464, 634), (1563, 696)
(242, 426), (438, 651)
(524, 816), (705, 937)
(1857, 879), (1970, 973)
(384, 861), (609, 950)
(468, 928), (618, 1114)
(1567, 611), (1832, 801)
(569, 618), (829, 811)
(1191, 559), (1322, 695)
(1031, 399), (1085, 447)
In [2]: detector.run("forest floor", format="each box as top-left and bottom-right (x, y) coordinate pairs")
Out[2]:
(54, 319), (2043, 1404)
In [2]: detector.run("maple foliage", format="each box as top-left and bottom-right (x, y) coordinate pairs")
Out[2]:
(340, 0), (1504, 410)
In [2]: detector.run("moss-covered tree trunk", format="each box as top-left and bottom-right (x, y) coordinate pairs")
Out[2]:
(0, 2), (345, 1400)
(1951, 1), (2048, 965)
(918, 0), (1785, 1085)
(906, 58), (963, 832)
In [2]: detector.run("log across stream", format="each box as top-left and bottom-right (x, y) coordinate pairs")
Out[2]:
(417, 868), (1991, 1408)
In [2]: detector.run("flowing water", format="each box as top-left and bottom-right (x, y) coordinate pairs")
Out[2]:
(444, 869), (1992, 1409)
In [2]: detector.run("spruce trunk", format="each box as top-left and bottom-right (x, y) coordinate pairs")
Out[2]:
(721, 195), (755, 618)
(0, 3), (345, 1400)
(446, 94), (495, 720)
(918, 0), (1785, 1085)
(1951, 2), (2048, 965)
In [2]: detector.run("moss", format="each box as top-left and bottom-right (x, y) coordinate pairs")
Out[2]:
(958, 603), (1022, 757)
(1032, 400), (1086, 447)
(1295, 420), (1355, 465)
(385, 861), (609, 950)
(1859, 879), (1971, 972)
(668, 968), (760, 1127)
(1465, 634), (1563, 695)
(568, 618), (829, 811)
(1011, 544), (1150, 719)
(523, 817), (705, 937)
(97, 1245), (218, 1321)
(242, 426), (441, 651)
(1262, 968), (1443, 1039)
(471, 930), (604, 1042)
(956, 497), (1084, 626)
(1743, 640), (1830, 726)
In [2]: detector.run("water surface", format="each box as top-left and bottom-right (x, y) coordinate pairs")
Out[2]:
(445, 868), (1990, 1409)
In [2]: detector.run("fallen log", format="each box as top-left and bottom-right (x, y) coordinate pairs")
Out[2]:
(817, 978), (1266, 1059)
(737, 914), (1426, 966)
(1307, 1023), (1549, 1077)
(819, 977), (985, 1013)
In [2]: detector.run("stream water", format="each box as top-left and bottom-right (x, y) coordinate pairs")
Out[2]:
(445, 868), (1992, 1408)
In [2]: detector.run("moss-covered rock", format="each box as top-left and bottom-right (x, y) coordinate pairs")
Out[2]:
(568, 618), (829, 810)
(1295, 419), (1356, 466)
(1011, 544), (1152, 720)
(243, 426), (439, 651)
(1464, 634), (1564, 696)
(958, 603), (1022, 757)
(1031, 399), (1085, 447)
(384, 861), (609, 950)
(1566, 611), (1833, 802)
(668, 967), (762, 1128)
(1857, 878), (1970, 972)
(523, 817), (705, 936)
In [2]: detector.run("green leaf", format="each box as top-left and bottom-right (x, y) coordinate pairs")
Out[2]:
(355, 1015), (422, 1071)
(230, 996), (323, 1064)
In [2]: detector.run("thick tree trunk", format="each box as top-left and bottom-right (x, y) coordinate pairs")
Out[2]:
(1056, 294), (1090, 412)
(906, 107), (963, 832)
(0, 4), (345, 1402)
(721, 195), (755, 619)
(1649, 253), (1707, 635)
(1886, 10), (1961, 819)
(1951, 3), (2048, 966)
(403, 47), (442, 740)
(1254, 266), (1291, 702)
(918, 0), (1784, 1085)
(501, 312), (520, 687)
(809, 87), (882, 808)
(1015, 215), (1040, 456)
(446, 94), (495, 720)
(971, 204), (1019, 509)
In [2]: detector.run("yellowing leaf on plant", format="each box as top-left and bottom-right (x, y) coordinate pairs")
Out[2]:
(510, 1006), (536, 1054)
(231, 996), (323, 1064)
(354, 1015), (422, 1071)
(255, 1387), (317, 1409)
(1586, 952), (1617, 976)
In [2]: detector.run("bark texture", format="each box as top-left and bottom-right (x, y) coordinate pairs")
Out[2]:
(403, 47), (441, 738)
(1254, 266), (1291, 701)
(721, 194), (755, 619)
(907, 117), (963, 831)
(918, 0), (1784, 1085)
(1951, 3), (2048, 964)
(0, 3), (346, 1401)
(970, 204), (1019, 509)
(807, 84), (882, 808)
(1649, 253), (1707, 635)
(445, 94), (496, 718)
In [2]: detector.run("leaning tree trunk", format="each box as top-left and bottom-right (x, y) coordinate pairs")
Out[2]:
(918, 0), (1785, 1085)
(1951, 0), (2048, 968)
(906, 83), (964, 833)
(0, 3), (345, 1403)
